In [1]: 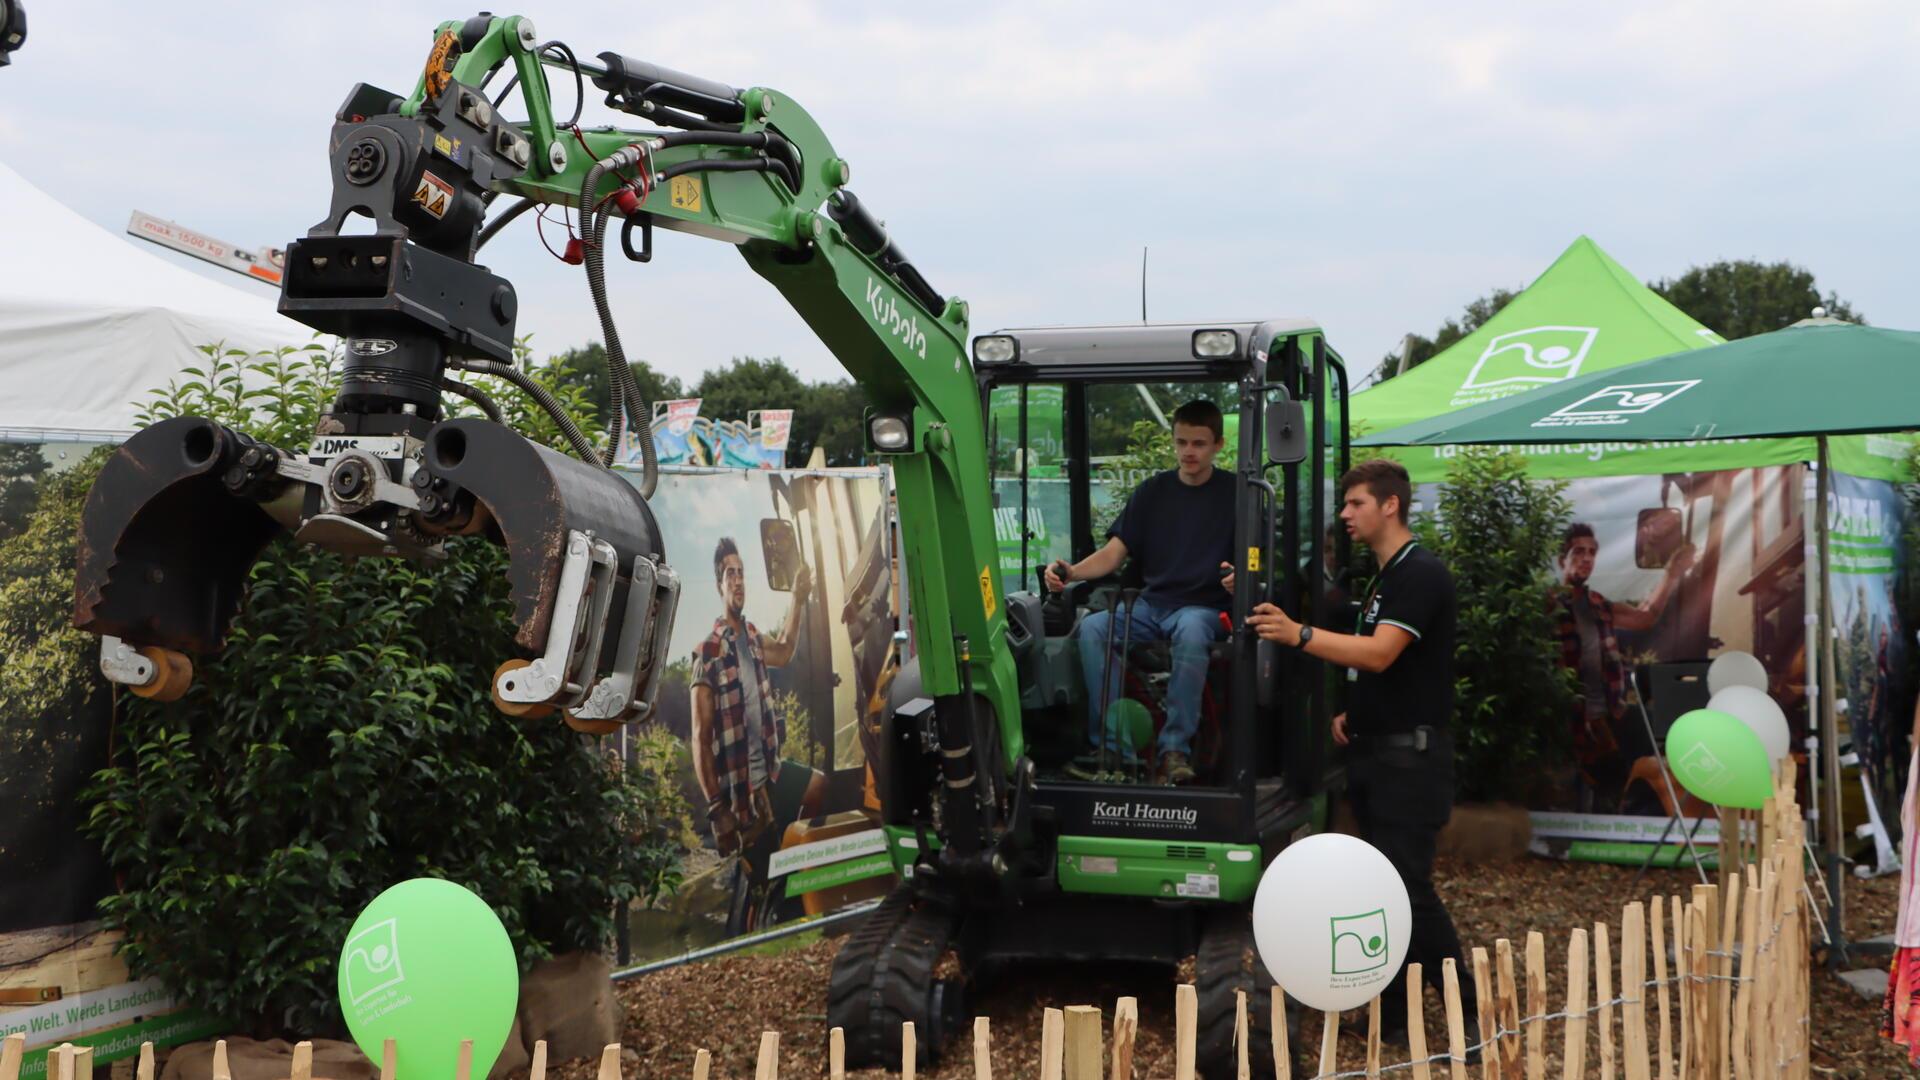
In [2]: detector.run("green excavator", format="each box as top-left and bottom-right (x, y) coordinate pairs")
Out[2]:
(70, 15), (1353, 1077)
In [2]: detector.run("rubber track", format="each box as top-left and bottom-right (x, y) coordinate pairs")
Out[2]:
(827, 886), (958, 1070)
(1194, 909), (1278, 1080)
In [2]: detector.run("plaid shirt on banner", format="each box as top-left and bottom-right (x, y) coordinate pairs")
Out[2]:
(694, 617), (782, 818)
(1546, 584), (1626, 767)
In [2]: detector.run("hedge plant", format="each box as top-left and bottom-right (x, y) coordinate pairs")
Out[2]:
(66, 343), (683, 1036)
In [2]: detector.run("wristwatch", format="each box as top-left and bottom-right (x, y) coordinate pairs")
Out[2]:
(1295, 625), (1314, 650)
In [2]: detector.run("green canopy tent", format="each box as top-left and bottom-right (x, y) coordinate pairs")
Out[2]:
(1362, 318), (1920, 964)
(1350, 236), (1740, 481)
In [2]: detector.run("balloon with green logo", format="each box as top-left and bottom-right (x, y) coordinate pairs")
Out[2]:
(339, 879), (518, 1079)
(1665, 709), (1772, 810)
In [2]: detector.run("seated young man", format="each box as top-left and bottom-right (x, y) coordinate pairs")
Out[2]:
(1044, 400), (1235, 785)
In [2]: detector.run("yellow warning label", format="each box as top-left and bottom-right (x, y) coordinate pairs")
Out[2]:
(669, 175), (703, 213)
(1246, 547), (1261, 573)
(412, 170), (453, 219)
(979, 566), (997, 619)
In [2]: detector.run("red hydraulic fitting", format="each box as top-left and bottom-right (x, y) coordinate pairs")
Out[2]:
(612, 186), (642, 216)
(562, 237), (585, 265)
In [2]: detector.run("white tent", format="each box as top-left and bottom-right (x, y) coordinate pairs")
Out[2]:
(0, 162), (309, 442)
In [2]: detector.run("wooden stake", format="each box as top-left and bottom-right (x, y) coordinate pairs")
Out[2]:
(1717, 880), (1740, 1079)
(1042, 1008), (1065, 1080)
(597, 1043), (623, 1080)
(1524, 933), (1546, 1080)
(1472, 948), (1498, 1080)
(1407, 963), (1432, 1080)
(54, 1044), (74, 1080)
(902, 1023), (916, 1080)
(834, 1026), (849, 1080)
(690, 1048), (709, 1080)
(1317, 1011), (1340, 1080)
(756, 1031), (780, 1080)
(1622, 905), (1649, 1080)
(1497, 939), (1520, 1070)
(1174, 985), (1197, 1080)
(1233, 993), (1249, 1080)
(73, 1048), (91, 1080)
(214, 1041), (232, 1080)
(1270, 987), (1293, 1080)
(293, 1041), (315, 1080)
(1564, 928), (1590, 1080)
(136, 1044), (154, 1080)
(972, 1018), (989, 1080)
(1731, 879), (1761, 1080)
(1367, 996), (1383, 1080)
(529, 1042), (546, 1080)
(1112, 998), (1138, 1080)
(1065, 1005), (1103, 1080)
(0, 1035), (21, 1080)
(1651, 896), (1672, 1080)
(1596, 922), (1614, 1080)
(1686, 906), (1710, 1080)
(1443, 958), (1470, 1080)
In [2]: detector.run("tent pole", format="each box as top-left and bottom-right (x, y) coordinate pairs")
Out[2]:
(1816, 435), (1848, 964)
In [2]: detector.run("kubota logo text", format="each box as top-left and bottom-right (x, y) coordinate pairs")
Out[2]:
(866, 276), (927, 359)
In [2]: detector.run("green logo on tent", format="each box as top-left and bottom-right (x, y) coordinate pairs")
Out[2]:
(1454, 325), (1598, 405)
(1329, 909), (1390, 975)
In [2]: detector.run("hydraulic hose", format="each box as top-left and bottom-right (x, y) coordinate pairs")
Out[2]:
(580, 153), (659, 495)
(655, 155), (796, 194)
(451, 358), (602, 465)
(441, 374), (504, 423)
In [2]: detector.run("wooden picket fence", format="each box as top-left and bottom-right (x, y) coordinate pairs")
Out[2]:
(0, 773), (1811, 1080)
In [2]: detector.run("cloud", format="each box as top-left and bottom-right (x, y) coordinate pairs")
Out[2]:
(6, 0), (1916, 391)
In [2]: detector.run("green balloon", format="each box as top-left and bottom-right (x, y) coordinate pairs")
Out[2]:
(1107, 699), (1154, 752)
(1666, 709), (1772, 810)
(339, 879), (518, 1080)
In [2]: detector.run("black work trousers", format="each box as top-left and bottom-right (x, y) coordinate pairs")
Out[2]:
(1345, 732), (1468, 1022)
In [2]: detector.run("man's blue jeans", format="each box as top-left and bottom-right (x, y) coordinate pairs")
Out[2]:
(1076, 597), (1223, 758)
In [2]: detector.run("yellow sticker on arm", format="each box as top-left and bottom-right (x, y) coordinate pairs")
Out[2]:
(979, 566), (996, 618)
(1246, 546), (1261, 573)
(669, 174), (703, 213)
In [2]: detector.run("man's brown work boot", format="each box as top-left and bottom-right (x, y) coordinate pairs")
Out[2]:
(1158, 751), (1195, 786)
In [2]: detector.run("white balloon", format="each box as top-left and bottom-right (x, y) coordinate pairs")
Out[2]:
(1707, 685), (1791, 762)
(1252, 833), (1412, 1012)
(1707, 651), (1769, 696)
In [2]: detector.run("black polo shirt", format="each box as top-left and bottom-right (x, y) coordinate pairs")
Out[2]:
(1348, 541), (1455, 736)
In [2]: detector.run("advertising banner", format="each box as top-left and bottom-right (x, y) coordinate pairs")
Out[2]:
(622, 399), (704, 467)
(617, 466), (902, 959)
(1828, 470), (1911, 871)
(751, 410), (794, 470)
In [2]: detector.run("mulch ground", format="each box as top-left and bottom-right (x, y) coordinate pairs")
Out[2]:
(532, 857), (1906, 1080)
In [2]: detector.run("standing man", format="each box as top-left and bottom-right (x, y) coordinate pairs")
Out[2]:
(1248, 458), (1463, 1040)
(1045, 400), (1236, 785)
(1549, 523), (1694, 811)
(693, 537), (829, 861)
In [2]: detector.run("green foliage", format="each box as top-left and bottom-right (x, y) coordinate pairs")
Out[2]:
(71, 344), (682, 1037)
(541, 342), (686, 433)
(1423, 448), (1577, 803)
(0, 441), (52, 542)
(1376, 289), (1519, 383)
(1649, 260), (1863, 339)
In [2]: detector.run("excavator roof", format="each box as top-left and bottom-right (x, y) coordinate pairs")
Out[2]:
(973, 318), (1324, 378)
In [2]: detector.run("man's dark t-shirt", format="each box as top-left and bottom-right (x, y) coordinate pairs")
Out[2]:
(1108, 468), (1236, 611)
(1348, 542), (1455, 736)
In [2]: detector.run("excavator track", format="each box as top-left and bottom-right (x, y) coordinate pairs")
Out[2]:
(1194, 907), (1291, 1080)
(827, 885), (965, 1070)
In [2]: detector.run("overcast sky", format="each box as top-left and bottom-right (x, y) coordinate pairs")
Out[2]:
(5, 1), (1916, 387)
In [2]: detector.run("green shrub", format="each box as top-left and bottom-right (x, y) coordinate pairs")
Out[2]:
(72, 343), (682, 1036)
(1423, 448), (1577, 803)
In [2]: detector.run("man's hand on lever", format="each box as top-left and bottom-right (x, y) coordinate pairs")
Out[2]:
(1246, 602), (1303, 646)
(1044, 559), (1072, 593)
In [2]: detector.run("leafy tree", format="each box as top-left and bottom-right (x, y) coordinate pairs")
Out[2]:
(541, 342), (685, 429)
(69, 344), (683, 1036)
(794, 379), (870, 467)
(1375, 289), (1519, 383)
(1421, 448), (1576, 803)
(692, 355), (808, 425)
(0, 441), (50, 542)
(1649, 259), (1863, 339)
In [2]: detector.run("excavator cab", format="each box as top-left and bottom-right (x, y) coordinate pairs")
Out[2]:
(838, 321), (1353, 1078)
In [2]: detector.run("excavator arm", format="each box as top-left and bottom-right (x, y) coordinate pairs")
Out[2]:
(73, 13), (1022, 846)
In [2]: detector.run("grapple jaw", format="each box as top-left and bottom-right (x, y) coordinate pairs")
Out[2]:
(72, 414), (681, 731)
